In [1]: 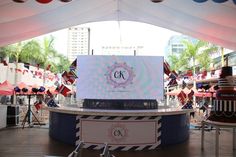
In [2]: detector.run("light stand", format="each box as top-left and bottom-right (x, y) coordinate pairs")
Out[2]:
(22, 94), (41, 129)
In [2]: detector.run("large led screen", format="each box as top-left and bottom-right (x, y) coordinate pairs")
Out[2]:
(76, 55), (163, 100)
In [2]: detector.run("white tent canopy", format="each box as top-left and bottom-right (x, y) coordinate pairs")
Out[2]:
(0, 0), (236, 50)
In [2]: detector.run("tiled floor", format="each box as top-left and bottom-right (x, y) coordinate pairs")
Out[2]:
(0, 126), (235, 157)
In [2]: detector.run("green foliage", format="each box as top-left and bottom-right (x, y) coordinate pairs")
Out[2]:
(0, 36), (70, 74)
(167, 39), (218, 74)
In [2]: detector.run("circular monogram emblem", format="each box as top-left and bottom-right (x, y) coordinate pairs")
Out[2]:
(105, 62), (135, 88)
(108, 123), (128, 143)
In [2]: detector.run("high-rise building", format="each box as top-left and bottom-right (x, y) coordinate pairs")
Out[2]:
(164, 35), (197, 60)
(67, 27), (90, 62)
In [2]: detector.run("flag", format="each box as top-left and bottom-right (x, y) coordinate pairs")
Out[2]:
(58, 84), (71, 97)
(15, 69), (22, 73)
(62, 71), (76, 84)
(69, 70), (78, 79)
(46, 90), (53, 98)
(36, 64), (40, 70)
(46, 98), (58, 107)
(54, 81), (60, 87)
(46, 64), (51, 70)
(24, 63), (30, 69)
(182, 80), (187, 89)
(22, 69), (28, 74)
(163, 61), (171, 76)
(201, 70), (207, 79)
(182, 100), (193, 109)
(1, 60), (8, 66)
(69, 59), (77, 71)
(187, 70), (192, 77)
(187, 90), (194, 100)
(177, 91), (187, 105)
(169, 70), (178, 79)
(167, 79), (178, 87)
(34, 101), (42, 112)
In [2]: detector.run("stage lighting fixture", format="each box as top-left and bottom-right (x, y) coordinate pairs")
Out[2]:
(14, 86), (21, 93)
(60, 0), (72, 2)
(22, 88), (28, 93)
(12, 0), (27, 3)
(35, 0), (53, 3)
(193, 0), (207, 2)
(38, 86), (46, 92)
(151, 0), (164, 3)
(32, 88), (39, 93)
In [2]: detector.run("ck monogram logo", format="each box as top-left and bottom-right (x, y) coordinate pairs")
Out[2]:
(108, 123), (128, 143)
(105, 62), (135, 88)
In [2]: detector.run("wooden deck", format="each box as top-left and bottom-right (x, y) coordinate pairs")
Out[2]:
(0, 126), (235, 157)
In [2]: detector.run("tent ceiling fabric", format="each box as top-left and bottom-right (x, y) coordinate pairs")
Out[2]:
(0, 0), (236, 50)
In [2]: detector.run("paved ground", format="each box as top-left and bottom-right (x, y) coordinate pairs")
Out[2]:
(0, 126), (235, 157)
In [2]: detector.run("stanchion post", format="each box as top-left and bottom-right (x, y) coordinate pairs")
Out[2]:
(233, 128), (236, 150)
(201, 121), (205, 150)
(215, 127), (219, 157)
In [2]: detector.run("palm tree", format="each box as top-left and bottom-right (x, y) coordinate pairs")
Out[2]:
(181, 40), (218, 76)
(4, 42), (25, 63)
(55, 54), (71, 73)
(40, 36), (57, 69)
(38, 36), (58, 85)
(20, 40), (42, 65)
(2, 42), (26, 104)
(0, 47), (8, 61)
(168, 54), (179, 71)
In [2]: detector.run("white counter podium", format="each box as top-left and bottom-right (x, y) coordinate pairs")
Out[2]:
(47, 106), (193, 151)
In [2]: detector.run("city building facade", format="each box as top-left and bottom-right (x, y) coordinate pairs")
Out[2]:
(164, 35), (197, 60)
(67, 27), (90, 62)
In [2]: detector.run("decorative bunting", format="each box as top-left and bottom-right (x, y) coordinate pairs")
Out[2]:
(46, 98), (58, 107)
(34, 101), (43, 113)
(54, 81), (60, 87)
(187, 70), (192, 77)
(1, 60), (8, 66)
(163, 61), (171, 76)
(68, 70), (78, 79)
(36, 64), (40, 70)
(46, 90), (53, 98)
(24, 63), (30, 69)
(22, 69), (28, 75)
(62, 71), (76, 84)
(201, 70), (207, 79)
(46, 64), (51, 71)
(167, 79), (178, 87)
(177, 91), (187, 105)
(15, 69), (22, 73)
(182, 100), (193, 109)
(187, 90), (194, 100)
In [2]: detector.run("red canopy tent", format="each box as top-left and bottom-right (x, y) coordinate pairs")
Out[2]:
(194, 92), (213, 97)
(0, 81), (14, 95)
(166, 88), (182, 96)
